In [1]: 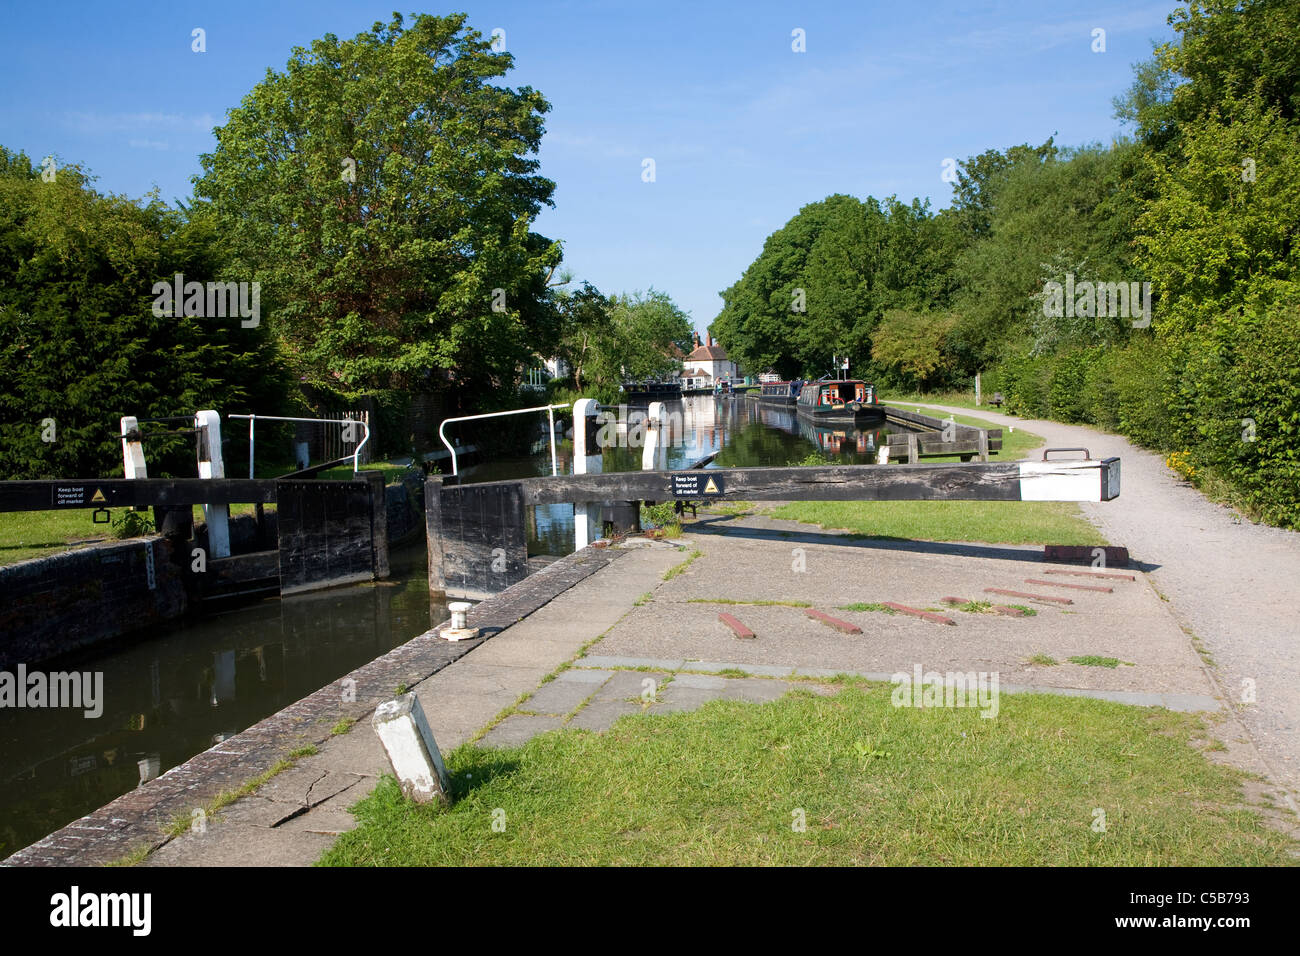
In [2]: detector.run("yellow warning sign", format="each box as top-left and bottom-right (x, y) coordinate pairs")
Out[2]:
(90, 488), (106, 503)
(703, 477), (719, 494)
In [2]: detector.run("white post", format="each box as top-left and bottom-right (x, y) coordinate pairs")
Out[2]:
(572, 398), (602, 548)
(195, 409), (231, 559)
(975, 371), (982, 406)
(642, 400), (664, 472)
(372, 693), (452, 806)
(121, 416), (147, 479)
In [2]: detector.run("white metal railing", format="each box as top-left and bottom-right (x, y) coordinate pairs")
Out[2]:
(227, 413), (371, 477)
(439, 404), (568, 477)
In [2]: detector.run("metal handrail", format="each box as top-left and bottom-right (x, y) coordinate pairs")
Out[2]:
(227, 413), (371, 477)
(439, 403), (569, 477)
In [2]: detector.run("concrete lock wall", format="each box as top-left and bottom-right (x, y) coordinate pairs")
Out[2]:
(0, 537), (188, 669)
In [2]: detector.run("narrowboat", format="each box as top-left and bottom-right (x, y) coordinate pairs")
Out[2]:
(795, 379), (884, 424)
(758, 379), (801, 405)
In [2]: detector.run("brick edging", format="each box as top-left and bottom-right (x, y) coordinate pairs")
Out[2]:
(2, 546), (624, 867)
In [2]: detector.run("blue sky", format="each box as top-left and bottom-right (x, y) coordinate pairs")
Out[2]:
(1, 0), (1179, 334)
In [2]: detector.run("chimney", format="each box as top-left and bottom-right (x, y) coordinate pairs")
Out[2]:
(693, 331), (700, 348)
(707, 333), (713, 347)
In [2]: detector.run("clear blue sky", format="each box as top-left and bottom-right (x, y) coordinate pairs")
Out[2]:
(0, 0), (1179, 335)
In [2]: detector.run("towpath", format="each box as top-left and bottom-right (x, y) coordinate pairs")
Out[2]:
(906, 401), (1300, 804)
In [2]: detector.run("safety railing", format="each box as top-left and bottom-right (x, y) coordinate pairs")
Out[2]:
(227, 413), (371, 477)
(439, 404), (568, 477)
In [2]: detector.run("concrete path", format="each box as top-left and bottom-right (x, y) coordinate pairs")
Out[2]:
(141, 542), (687, 866)
(905, 401), (1300, 802)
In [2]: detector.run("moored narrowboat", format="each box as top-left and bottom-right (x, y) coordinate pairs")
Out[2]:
(758, 379), (801, 405)
(795, 379), (884, 423)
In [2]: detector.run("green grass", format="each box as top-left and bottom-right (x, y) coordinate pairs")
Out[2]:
(771, 418), (1101, 546)
(315, 461), (413, 482)
(0, 503), (270, 567)
(772, 499), (1105, 546)
(317, 685), (1295, 866)
(662, 548), (702, 581)
(881, 391), (987, 412)
(331, 717), (357, 736)
(896, 411), (1042, 462)
(837, 602), (896, 614)
(1069, 656), (1132, 669)
(1026, 654), (1059, 666)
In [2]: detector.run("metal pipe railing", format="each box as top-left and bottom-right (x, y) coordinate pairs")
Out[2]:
(439, 404), (569, 477)
(227, 414), (371, 477)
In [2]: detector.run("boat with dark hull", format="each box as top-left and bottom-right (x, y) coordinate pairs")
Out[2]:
(795, 379), (884, 424)
(758, 380), (802, 405)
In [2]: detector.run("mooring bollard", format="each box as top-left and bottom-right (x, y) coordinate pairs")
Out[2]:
(441, 601), (479, 641)
(372, 693), (452, 806)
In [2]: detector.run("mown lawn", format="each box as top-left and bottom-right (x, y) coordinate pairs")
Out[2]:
(0, 502), (268, 566)
(318, 684), (1294, 866)
(770, 499), (1105, 546)
(772, 418), (1103, 545)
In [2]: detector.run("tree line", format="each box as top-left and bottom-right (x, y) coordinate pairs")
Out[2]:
(711, 0), (1299, 528)
(0, 12), (690, 480)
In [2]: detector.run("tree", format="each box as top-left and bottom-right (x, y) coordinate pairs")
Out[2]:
(870, 310), (958, 391)
(0, 148), (287, 479)
(555, 281), (612, 393)
(193, 12), (562, 396)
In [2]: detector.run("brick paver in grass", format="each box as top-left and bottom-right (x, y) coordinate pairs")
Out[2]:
(718, 612), (755, 639)
(1024, 578), (1113, 593)
(881, 602), (955, 626)
(805, 608), (863, 634)
(985, 587), (1073, 605)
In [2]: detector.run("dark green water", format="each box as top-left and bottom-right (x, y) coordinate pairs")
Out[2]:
(0, 394), (900, 856)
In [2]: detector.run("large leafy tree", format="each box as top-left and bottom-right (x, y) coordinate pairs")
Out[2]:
(0, 148), (285, 479)
(193, 13), (562, 395)
(712, 195), (959, 379)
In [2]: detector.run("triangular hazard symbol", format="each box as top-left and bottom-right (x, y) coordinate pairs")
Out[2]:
(90, 488), (106, 503)
(703, 478), (719, 494)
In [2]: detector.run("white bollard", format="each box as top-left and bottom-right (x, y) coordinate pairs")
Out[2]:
(121, 416), (148, 479)
(372, 693), (452, 806)
(572, 398), (603, 548)
(441, 601), (479, 642)
(195, 409), (231, 558)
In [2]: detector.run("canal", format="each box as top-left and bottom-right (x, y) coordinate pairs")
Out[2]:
(0, 394), (903, 855)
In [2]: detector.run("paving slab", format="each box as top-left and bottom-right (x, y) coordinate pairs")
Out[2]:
(519, 679), (605, 715)
(577, 655), (685, 670)
(479, 714), (566, 748)
(142, 822), (336, 867)
(566, 699), (643, 732)
(555, 668), (616, 684)
(595, 670), (669, 702)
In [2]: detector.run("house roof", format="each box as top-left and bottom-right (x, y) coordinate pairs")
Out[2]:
(686, 343), (729, 362)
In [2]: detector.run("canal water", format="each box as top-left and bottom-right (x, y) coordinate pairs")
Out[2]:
(0, 394), (900, 855)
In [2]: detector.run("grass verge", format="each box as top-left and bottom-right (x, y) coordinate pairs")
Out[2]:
(771, 499), (1105, 546)
(317, 685), (1293, 866)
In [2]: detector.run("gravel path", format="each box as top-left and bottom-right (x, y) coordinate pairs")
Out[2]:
(906, 402), (1300, 801)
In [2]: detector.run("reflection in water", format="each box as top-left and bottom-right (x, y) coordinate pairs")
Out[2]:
(459, 395), (904, 558)
(0, 546), (436, 858)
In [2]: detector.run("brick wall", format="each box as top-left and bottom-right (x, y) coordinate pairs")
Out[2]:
(0, 538), (188, 668)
